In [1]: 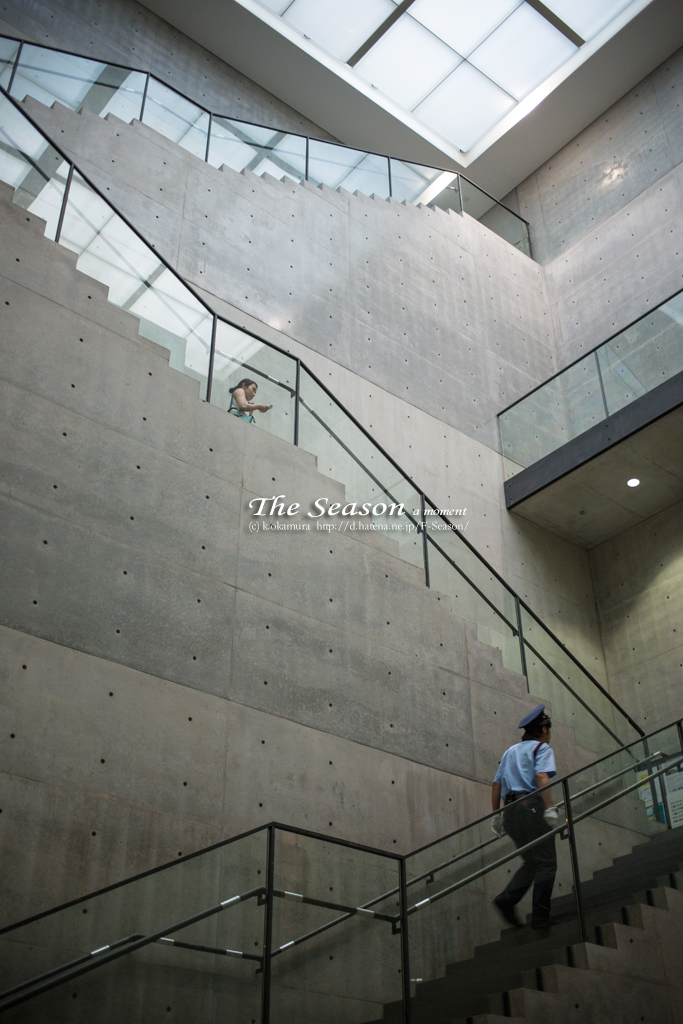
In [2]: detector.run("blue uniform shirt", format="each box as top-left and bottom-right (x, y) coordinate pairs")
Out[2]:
(493, 740), (557, 800)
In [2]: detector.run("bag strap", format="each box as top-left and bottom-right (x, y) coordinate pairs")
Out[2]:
(533, 741), (545, 759)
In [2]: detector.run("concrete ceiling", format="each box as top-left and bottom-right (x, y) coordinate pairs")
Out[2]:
(141, 0), (683, 198)
(512, 406), (683, 549)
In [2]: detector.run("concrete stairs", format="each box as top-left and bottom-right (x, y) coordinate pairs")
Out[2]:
(374, 827), (683, 1023)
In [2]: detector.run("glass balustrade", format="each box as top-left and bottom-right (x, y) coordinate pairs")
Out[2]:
(1, 33), (531, 254)
(500, 288), (683, 480)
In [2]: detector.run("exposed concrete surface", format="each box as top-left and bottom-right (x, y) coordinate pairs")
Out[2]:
(590, 497), (683, 730)
(520, 45), (683, 367)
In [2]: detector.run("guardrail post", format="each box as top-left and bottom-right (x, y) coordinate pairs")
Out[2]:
(294, 359), (301, 446)
(54, 162), (74, 244)
(305, 136), (309, 182)
(6, 39), (23, 95)
(205, 314), (217, 404)
(514, 595), (528, 687)
(420, 493), (430, 588)
(563, 778), (586, 944)
(594, 350), (609, 418)
(139, 73), (150, 122)
(456, 173), (463, 215)
(399, 857), (412, 1024)
(205, 111), (212, 163)
(261, 825), (275, 1024)
(387, 156), (392, 198)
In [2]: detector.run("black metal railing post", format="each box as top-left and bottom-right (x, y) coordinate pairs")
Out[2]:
(387, 156), (392, 198)
(6, 39), (23, 96)
(294, 359), (301, 446)
(205, 111), (213, 163)
(562, 778), (586, 944)
(305, 136), (309, 182)
(420, 493), (430, 588)
(595, 349), (608, 418)
(261, 825), (276, 1024)
(456, 173), (463, 215)
(54, 162), (74, 244)
(205, 314), (217, 404)
(139, 72), (150, 122)
(399, 857), (412, 1024)
(514, 595), (528, 685)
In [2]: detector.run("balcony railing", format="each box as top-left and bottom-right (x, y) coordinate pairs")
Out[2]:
(499, 287), (683, 482)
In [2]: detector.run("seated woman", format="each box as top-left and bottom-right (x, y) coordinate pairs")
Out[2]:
(228, 378), (271, 423)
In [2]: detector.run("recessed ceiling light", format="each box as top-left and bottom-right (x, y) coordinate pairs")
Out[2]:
(627, 478), (640, 488)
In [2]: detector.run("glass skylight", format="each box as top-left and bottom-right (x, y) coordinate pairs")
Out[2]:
(355, 15), (462, 110)
(414, 62), (516, 152)
(250, 0), (646, 155)
(468, 4), (577, 102)
(282, 0), (395, 62)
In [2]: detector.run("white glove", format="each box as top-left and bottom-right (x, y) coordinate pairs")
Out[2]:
(543, 807), (559, 826)
(491, 814), (505, 838)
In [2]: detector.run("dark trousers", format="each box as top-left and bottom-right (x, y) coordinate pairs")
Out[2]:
(497, 794), (557, 921)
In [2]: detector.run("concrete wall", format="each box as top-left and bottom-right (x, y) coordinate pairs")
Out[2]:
(519, 45), (683, 368)
(590, 498), (683, 731)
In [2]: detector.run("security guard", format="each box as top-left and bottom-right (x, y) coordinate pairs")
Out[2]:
(490, 705), (559, 929)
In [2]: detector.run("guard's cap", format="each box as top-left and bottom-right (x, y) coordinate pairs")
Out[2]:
(518, 704), (549, 729)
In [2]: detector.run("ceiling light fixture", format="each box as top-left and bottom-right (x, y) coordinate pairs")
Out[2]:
(627, 478), (640, 487)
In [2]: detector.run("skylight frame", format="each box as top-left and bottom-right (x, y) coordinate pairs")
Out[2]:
(235, 0), (656, 164)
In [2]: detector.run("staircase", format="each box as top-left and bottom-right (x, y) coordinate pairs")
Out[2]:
(376, 827), (683, 1023)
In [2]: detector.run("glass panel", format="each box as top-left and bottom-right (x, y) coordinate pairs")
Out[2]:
(425, 510), (522, 675)
(0, 36), (20, 89)
(499, 354), (604, 473)
(568, 731), (683, 951)
(520, 606), (636, 760)
(142, 78), (209, 159)
(389, 159), (443, 203)
(355, 15), (462, 110)
(597, 300), (683, 415)
(210, 319), (296, 444)
(406, 805), (577, 1018)
(460, 176), (530, 255)
(10, 44), (145, 121)
(282, 0), (395, 62)
(60, 171), (213, 394)
(298, 367), (424, 569)
(209, 117), (306, 183)
(468, 4), (577, 102)
(0, 91), (68, 240)
(409, 0), (521, 56)
(308, 139), (390, 199)
(0, 830), (267, 1022)
(429, 181), (462, 215)
(413, 61), (516, 153)
(269, 828), (402, 1024)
